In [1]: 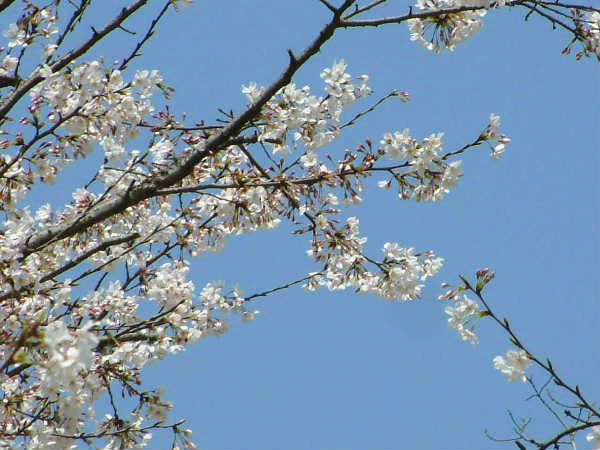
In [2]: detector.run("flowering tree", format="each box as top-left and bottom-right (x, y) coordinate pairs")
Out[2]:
(0, 0), (598, 449)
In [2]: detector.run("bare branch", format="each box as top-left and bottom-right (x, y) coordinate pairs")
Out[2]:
(318, 0), (338, 14)
(54, 0), (93, 52)
(244, 273), (323, 302)
(343, 0), (390, 20)
(0, 0), (16, 14)
(119, 0), (172, 71)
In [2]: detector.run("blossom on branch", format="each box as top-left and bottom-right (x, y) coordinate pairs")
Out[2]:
(407, 0), (488, 53)
(587, 425), (600, 450)
(493, 349), (532, 383)
(480, 113), (511, 160)
(444, 294), (480, 343)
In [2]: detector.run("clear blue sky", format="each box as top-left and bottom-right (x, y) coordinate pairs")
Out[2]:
(15, 1), (600, 448)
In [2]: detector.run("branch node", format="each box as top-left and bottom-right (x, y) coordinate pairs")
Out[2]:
(287, 49), (297, 65)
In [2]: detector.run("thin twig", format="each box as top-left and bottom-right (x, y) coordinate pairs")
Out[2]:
(244, 273), (323, 302)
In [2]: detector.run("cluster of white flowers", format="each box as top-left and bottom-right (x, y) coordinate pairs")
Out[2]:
(15, 320), (102, 446)
(42, 320), (98, 387)
(408, 0), (490, 53)
(194, 179), (283, 234)
(31, 62), (161, 162)
(243, 60), (371, 155)
(3, 270), (252, 447)
(2, 23), (27, 48)
(378, 129), (464, 201)
(2, 7), (58, 49)
(444, 294), (480, 343)
(0, 55), (17, 77)
(0, 59), (165, 232)
(493, 349), (532, 383)
(146, 261), (195, 308)
(380, 243), (444, 300)
(580, 11), (600, 57)
(305, 217), (443, 301)
(480, 113), (511, 159)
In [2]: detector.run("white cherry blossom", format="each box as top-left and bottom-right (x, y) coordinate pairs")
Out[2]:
(587, 425), (600, 450)
(445, 294), (480, 344)
(408, 0), (487, 53)
(3, 23), (26, 47)
(493, 349), (532, 383)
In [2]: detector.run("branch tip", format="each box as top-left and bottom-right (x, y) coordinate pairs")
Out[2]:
(287, 49), (297, 64)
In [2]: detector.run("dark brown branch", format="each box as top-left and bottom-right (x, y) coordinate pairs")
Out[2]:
(51, 419), (185, 440)
(54, 0), (92, 51)
(340, 3), (502, 27)
(534, 0), (600, 11)
(244, 273), (322, 302)
(521, 0), (579, 35)
(318, 0), (338, 13)
(0, 0), (16, 14)
(119, 0), (172, 71)
(537, 421), (600, 450)
(343, 0), (390, 19)
(339, 90), (401, 129)
(0, 75), (20, 89)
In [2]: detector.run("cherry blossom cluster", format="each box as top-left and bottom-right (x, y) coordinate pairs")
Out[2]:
(493, 349), (532, 383)
(585, 12), (600, 53)
(243, 59), (371, 155)
(0, 56), (257, 445)
(0, 55), (17, 78)
(305, 217), (444, 301)
(407, 0), (491, 53)
(0, 260), (246, 448)
(2, 6), (58, 50)
(480, 113), (511, 159)
(407, 0), (600, 62)
(576, 10), (600, 58)
(31, 62), (163, 163)
(375, 112), (510, 201)
(443, 294), (480, 343)
(0, 59), (165, 218)
(437, 267), (599, 445)
(378, 129), (464, 202)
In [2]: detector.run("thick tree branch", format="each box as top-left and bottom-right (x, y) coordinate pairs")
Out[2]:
(0, 0), (16, 14)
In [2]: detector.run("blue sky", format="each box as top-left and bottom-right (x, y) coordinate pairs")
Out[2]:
(8, 0), (599, 448)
